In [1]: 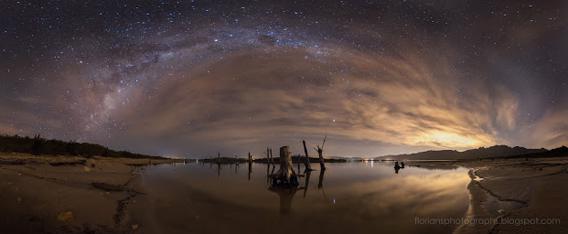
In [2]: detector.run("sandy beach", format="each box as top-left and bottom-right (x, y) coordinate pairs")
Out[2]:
(1, 153), (567, 233)
(0, 153), (180, 233)
(454, 157), (568, 234)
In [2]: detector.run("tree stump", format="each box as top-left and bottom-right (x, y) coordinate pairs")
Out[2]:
(302, 140), (313, 171)
(317, 147), (326, 170)
(271, 146), (298, 188)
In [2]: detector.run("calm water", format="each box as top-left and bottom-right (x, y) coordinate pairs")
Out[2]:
(129, 162), (471, 234)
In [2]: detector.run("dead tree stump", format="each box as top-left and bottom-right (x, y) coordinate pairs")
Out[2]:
(271, 146), (299, 188)
(302, 140), (313, 171)
(317, 147), (325, 170)
(315, 136), (327, 170)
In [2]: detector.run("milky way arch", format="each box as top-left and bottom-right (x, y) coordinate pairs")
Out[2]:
(1, 1), (566, 156)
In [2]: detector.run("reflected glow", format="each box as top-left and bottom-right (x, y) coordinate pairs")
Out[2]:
(348, 170), (470, 215)
(132, 163), (471, 234)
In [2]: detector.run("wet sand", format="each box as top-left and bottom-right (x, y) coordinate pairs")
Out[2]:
(453, 157), (568, 234)
(0, 153), (180, 233)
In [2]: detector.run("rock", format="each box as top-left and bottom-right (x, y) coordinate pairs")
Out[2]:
(57, 211), (74, 222)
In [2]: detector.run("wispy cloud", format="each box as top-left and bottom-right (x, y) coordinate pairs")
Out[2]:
(105, 41), (542, 155)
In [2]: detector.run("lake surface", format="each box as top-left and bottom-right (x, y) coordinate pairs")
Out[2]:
(129, 162), (471, 234)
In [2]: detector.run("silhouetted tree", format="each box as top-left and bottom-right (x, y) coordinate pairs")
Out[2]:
(31, 134), (44, 155)
(65, 141), (78, 155)
(0, 134), (162, 159)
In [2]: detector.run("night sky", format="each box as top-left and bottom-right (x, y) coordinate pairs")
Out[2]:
(1, 0), (566, 157)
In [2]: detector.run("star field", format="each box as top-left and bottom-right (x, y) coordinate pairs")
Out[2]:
(1, 0), (566, 157)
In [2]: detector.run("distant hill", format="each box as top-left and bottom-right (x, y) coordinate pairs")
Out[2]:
(497, 146), (568, 159)
(375, 145), (567, 161)
(0, 134), (164, 159)
(200, 155), (347, 164)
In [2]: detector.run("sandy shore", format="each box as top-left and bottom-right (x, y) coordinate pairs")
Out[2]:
(452, 157), (568, 234)
(2, 153), (567, 233)
(0, 153), (180, 234)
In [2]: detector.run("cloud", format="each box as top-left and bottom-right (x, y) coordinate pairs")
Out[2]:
(103, 40), (532, 156)
(495, 88), (518, 130)
(520, 110), (568, 148)
(5, 28), (562, 156)
(1, 3), (565, 157)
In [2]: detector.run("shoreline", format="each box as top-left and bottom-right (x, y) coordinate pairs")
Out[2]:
(1, 153), (567, 233)
(453, 157), (568, 234)
(453, 168), (527, 234)
(0, 153), (181, 233)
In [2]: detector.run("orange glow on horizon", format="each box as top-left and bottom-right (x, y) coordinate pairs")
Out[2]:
(410, 130), (494, 148)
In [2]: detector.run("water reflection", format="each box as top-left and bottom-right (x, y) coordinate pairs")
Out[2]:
(248, 161), (252, 181)
(217, 162), (221, 177)
(132, 162), (470, 234)
(303, 171), (311, 197)
(268, 187), (298, 214)
(265, 146), (327, 214)
(318, 169), (325, 189)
